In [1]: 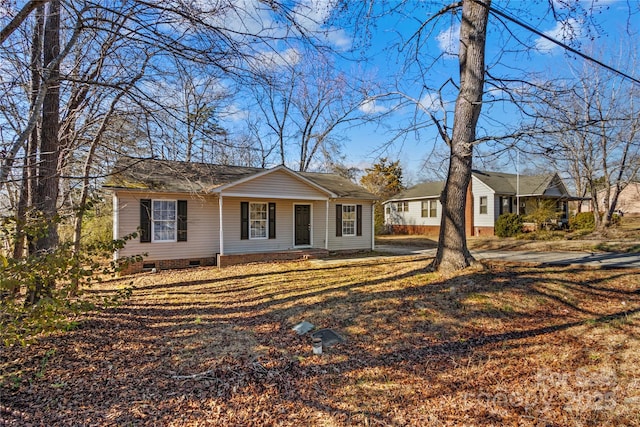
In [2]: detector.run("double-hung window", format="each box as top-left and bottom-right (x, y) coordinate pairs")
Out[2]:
(342, 205), (356, 236)
(421, 200), (438, 218)
(152, 200), (177, 242)
(250, 202), (268, 239)
(479, 196), (488, 214)
(429, 200), (437, 217)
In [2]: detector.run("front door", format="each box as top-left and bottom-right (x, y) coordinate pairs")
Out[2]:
(295, 204), (311, 246)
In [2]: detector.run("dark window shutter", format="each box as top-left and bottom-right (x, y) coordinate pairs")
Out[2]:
(140, 199), (151, 243)
(177, 200), (187, 242)
(335, 204), (342, 237)
(268, 202), (276, 239)
(240, 202), (249, 240)
(356, 204), (363, 236)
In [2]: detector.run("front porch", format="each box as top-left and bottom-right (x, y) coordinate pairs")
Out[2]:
(217, 248), (330, 267)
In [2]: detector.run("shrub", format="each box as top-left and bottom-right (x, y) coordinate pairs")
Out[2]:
(569, 212), (595, 231)
(0, 216), (140, 346)
(523, 200), (561, 229)
(495, 213), (523, 237)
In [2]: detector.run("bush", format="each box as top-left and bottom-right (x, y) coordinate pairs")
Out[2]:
(0, 216), (140, 346)
(495, 213), (523, 237)
(569, 212), (595, 231)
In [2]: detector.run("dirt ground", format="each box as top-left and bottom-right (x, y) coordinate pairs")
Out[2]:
(1, 256), (639, 426)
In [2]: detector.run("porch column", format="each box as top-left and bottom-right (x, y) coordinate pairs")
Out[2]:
(112, 194), (119, 261)
(219, 195), (224, 255)
(325, 199), (329, 250)
(371, 202), (375, 250)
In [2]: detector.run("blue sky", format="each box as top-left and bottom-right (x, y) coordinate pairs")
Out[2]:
(2, 0), (636, 185)
(218, 0), (638, 183)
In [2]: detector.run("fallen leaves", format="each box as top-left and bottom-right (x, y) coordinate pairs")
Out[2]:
(1, 257), (640, 425)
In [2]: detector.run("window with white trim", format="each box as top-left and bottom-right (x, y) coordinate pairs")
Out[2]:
(479, 196), (488, 214)
(250, 202), (268, 239)
(152, 200), (177, 241)
(342, 204), (356, 236)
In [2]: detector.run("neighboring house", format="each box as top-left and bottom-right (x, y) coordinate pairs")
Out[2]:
(104, 159), (377, 272)
(383, 170), (575, 236)
(581, 181), (640, 217)
(611, 182), (640, 216)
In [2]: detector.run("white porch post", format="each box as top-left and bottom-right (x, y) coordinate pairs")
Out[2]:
(112, 194), (119, 261)
(325, 199), (329, 250)
(371, 202), (375, 250)
(218, 195), (224, 255)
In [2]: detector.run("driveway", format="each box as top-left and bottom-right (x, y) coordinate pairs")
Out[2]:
(369, 245), (640, 269)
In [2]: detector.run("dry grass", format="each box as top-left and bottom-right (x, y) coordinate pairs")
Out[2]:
(2, 256), (640, 426)
(377, 216), (640, 253)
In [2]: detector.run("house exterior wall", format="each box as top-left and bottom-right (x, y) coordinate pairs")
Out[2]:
(220, 197), (329, 254)
(471, 176), (496, 228)
(328, 199), (375, 251)
(224, 169), (328, 199)
(383, 198), (441, 228)
(616, 183), (640, 216)
(114, 190), (219, 262)
(590, 182), (640, 216)
(543, 176), (566, 197)
(113, 188), (374, 273)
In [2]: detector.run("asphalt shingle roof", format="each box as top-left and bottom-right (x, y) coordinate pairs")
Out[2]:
(385, 170), (564, 202)
(103, 158), (377, 200)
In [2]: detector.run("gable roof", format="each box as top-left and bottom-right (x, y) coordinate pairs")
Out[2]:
(384, 170), (569, 203)
(103, 158), (377, 200)
(471, 170), (560, 196)
(386, 181), (445, 202)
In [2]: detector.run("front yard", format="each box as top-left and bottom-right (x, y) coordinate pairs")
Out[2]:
(1, 255), (640, 426)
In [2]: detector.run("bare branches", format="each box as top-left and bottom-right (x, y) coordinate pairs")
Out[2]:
(0, 0), (49, 45)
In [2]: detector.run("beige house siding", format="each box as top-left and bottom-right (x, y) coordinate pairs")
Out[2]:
(618, 183), (640, 215)
(115, 191), (219, 260)
(223, 169), (328, 199)
(599, 182), (640, 216)
(327, 199), (375, 251)
(220, 197), (328, 254)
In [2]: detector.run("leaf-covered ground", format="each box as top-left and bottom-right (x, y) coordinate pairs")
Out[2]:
(2, 255), (640, 426)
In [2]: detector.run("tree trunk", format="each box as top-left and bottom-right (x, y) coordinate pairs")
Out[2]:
(13, 5), (44, 262)
(27, 0), (60, 306)
(431, 0), (490, 272)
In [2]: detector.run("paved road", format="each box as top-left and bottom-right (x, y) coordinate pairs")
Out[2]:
(370, 245), (640, 269)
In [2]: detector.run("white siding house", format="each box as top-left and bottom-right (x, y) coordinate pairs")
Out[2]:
(384, 170), (575, 236)
(105, 159), (377, 271)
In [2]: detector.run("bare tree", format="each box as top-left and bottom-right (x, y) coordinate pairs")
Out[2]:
(1, 0), (342, 306)
(245, 49), (376, 171)
(531, 55), (640, 230)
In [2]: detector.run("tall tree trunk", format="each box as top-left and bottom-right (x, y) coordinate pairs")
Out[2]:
(431, 0), (490, 272)
(27, 0), (60, 306)
(13, 5), (44, 262)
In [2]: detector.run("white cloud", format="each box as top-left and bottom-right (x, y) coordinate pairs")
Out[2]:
(359, 99), (387, 114)
(418, 92), (440, 112)
(221, 104), (249, 122)
(436, 24), (460, 58)
(253, 48), (302, 71)
(292, 0), (352, 51)
(323, 28), (352, 51)
(535, 18), (582, 52)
